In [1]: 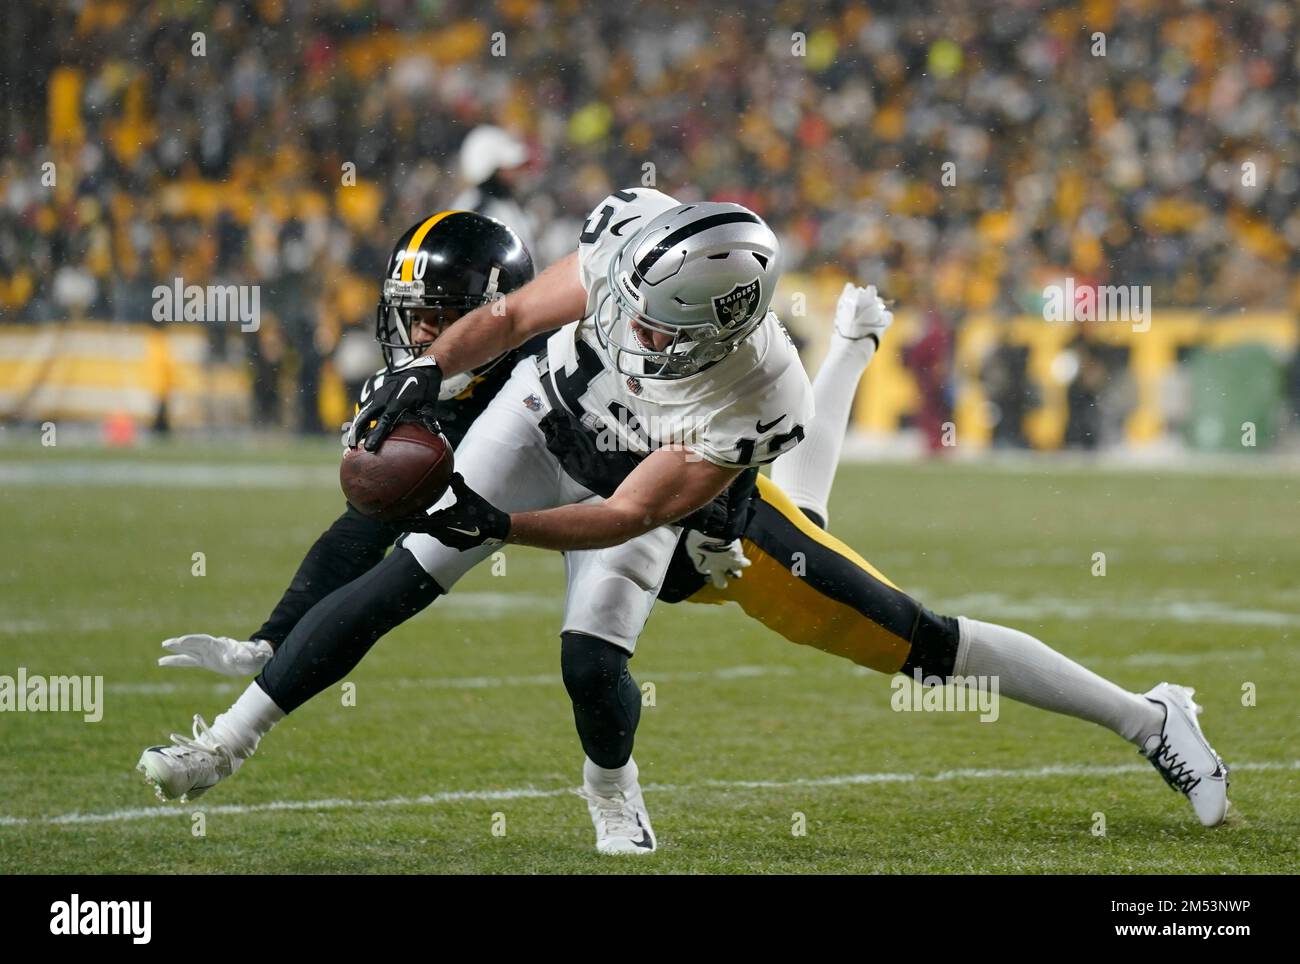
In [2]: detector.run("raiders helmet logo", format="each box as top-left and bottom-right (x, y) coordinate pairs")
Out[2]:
(711, 278), (762, 329)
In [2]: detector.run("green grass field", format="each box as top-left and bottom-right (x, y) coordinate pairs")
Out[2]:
(2, 441), (1298, 874)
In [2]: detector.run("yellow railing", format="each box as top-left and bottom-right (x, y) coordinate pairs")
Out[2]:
(776, 275), (1296, 449)
(2, 309), (1295, 443)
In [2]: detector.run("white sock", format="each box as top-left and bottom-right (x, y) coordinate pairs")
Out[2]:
(209, 682), (286, 760)
(771, 334), (877, 526)
(955, 617), (1163, 746)
(584, 756), (638, 795)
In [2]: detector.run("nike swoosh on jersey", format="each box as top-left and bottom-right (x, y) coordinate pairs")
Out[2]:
(755, 415), (785, 433)
(610, 216), (639, 237)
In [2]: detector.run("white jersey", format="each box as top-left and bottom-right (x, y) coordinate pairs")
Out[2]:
(543, 188), (814, 469)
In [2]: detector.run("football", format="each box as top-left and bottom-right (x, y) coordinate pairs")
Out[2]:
(340, 422), (454, 523)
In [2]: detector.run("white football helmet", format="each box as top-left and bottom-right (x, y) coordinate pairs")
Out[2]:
(594, 202), (781, 379)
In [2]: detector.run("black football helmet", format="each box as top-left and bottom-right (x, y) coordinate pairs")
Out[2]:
(377, 210), (534, 394)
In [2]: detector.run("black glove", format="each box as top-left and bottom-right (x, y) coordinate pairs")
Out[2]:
(347, 362), (444, 451)
(396, 403), (444, 437)
(680, 467), (759, 540)
(399, 473), (510, 550)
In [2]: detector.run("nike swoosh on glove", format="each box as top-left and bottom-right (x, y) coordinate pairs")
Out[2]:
(400, 473), (511, 550)
(347, 360), (444, 451)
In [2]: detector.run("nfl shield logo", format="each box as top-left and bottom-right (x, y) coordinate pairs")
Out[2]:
(523, 393), (542, 412)
(626, 375), (643, 395)
(711, 277), (762, 329)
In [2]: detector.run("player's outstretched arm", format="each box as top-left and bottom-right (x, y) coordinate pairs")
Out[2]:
(350, 252), (588, 451)
(510, 448), (741, 551)
(158, 635), (274, 676)
(430, 251), (586, 378)
(410, 448), (741, 553)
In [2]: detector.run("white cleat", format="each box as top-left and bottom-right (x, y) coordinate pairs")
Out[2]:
(1141, 683), (1230, 827)
(577, 783), (657, 855)
(137, 715), (239, 803)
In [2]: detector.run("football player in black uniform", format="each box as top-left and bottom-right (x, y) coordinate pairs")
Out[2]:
(165, 211), (537, 675)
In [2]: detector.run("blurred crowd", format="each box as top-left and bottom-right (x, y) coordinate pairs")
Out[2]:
(2, 0), (1298, 436)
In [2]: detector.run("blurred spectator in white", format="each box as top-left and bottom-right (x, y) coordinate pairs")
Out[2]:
(451, 125), (536, 256)
(52, 265), (97, 319)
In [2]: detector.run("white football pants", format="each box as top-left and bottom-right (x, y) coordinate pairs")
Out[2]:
(401, 355), (679, 654)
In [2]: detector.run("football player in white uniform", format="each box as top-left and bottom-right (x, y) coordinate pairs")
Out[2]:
(138, 189), (814, 850)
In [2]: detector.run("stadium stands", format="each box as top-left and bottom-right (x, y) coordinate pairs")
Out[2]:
(2, 0), (1297, 446)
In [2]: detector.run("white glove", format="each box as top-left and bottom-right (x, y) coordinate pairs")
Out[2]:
(159, 634), (275, 677)
(833, 282), (893, 344)
(684, 531), (751, 589)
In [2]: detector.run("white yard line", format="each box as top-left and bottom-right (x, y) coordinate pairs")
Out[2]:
(2, 760), (1295, 828)
(1113, 648), (1268, 667)
(10, 592), (1297, 640)
(933, 592), (1300, 628)
(105, 663), (795, 695)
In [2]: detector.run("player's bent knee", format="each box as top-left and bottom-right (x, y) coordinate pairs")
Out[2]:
(560, 631), (630, 700)
(398, 531), (494, 592)
(560, 631), (640, 769)
(898, 607), (961, 680)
